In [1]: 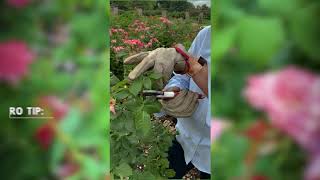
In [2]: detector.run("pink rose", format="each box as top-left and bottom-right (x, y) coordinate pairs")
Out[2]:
(124, 39), (144, 48)
(159, 17), (173, 25)
(7, 0), (31, 8)
(211, 118), (230, 141)
(0, 40), (35, 84)
(38, 96), (69, 121)
(110, 98), (116, 115)
(244, 66), (320, 153)
(152, 38), (159, 43)
(305, 154), (320, 180)
(35, 123), (55, 150)
(112, 46), (125, 52)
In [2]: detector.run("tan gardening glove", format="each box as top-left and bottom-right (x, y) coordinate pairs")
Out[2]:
(160, 87), (200, 118)
(124, 45), (188, 88)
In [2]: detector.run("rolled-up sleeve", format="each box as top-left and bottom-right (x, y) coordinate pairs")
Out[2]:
(164, 73), (190, 90)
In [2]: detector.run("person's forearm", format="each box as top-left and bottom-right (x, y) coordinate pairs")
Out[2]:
(187, 58), (208, 97)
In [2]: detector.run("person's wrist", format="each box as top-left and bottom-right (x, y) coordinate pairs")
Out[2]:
(187, 57), (203, 77)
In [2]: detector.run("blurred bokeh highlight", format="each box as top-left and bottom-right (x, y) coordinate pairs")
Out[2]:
(0, 0), (108, 179)
(212, 0), (319, 179)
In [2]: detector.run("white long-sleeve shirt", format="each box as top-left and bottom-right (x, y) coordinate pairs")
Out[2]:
(165, 26), (211, 173)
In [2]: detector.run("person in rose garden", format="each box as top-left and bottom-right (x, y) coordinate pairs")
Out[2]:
(124, 26), (211, 179)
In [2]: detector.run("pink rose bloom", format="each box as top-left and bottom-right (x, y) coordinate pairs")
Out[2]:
(159, 17), (173, 25)
(38, 96), (69, 121)
(111, 28), (118, 33)
(305, 155), (320, 180)
(35, 123), (55, 150)
(110, 98), (116, 115)
(152, 38), (159, 43)
(112, 46), (125, 52)
(244, 66), (320, 153)
(211, 118), (230, 141)
(57, 163), (79, 178)
(244, 66), (320, 180)
(0, 40), (35, 84)
(7, 0), (31, 8)
(146, 42), (152, 48)
(124, 39), (144, 48)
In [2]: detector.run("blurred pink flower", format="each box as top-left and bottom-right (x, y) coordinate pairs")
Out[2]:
(211, 118), (229, 141)
(111, 39), (117, 43)
(110, 98), (116, 115)
(124, 39), (144, 48)
(145, 42), (152, 48)
(0, 40), (35, 84)
(56, 161), (80, 178)
(251, 175), (269, 180)
(111, 28), (118, 33)
(112, 46), (125, 52)
(159, 17), (173, 25)
(305, 154), (320, 180)
(152, 38), (159, 43)
(38, 96), (69, 121)
(35, 123), (55, 150)
(7, 0), (30, 8)
(244, 120), (269, 142)
(244, 66), (320, 153)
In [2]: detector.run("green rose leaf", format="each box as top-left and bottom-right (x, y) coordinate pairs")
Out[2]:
(129, 77), (143, 96)
(143, 99), (162, 114)
(149, 72), (162, 80)
(135, 111), (151, 136)
(143, 76), (152, 89)
(114, 89), (129, 100)
(114, 163), (133, 177)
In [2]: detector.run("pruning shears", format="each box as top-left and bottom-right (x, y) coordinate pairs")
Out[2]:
(142, 90), (205, 99)
(142, 90), (178, 99)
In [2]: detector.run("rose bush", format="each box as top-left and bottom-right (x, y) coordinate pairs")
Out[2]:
(110, 12), (203, 79)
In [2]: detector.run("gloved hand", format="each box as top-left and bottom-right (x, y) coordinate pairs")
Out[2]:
(160, 87), (200, 117)
(124, 44), (188, 88)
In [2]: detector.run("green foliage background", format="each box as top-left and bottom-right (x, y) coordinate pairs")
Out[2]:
(1, 0), (109, 179)
(211, 0), (319, 179)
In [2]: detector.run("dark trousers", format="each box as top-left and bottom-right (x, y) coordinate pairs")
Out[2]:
(168, 139), (211, 179)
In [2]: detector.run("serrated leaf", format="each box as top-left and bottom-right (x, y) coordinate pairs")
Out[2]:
(114, 90), (129, 100)
(143, 100), (162, 114)
(123, 111), (135, 132)
(149, 72), (162, 79)
(111, 79), (129, 92)
(123, 98), (142, 111)
(110, 73), (120, 86)
(129, 78), (143, 96)
(114, 163), (132, 177)
(135, 111), (151, 136)
(143, 76), (152, 89)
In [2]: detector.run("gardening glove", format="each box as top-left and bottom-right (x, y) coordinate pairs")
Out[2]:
(124, 44), (188, 88)
(160, 87), (199, 118)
